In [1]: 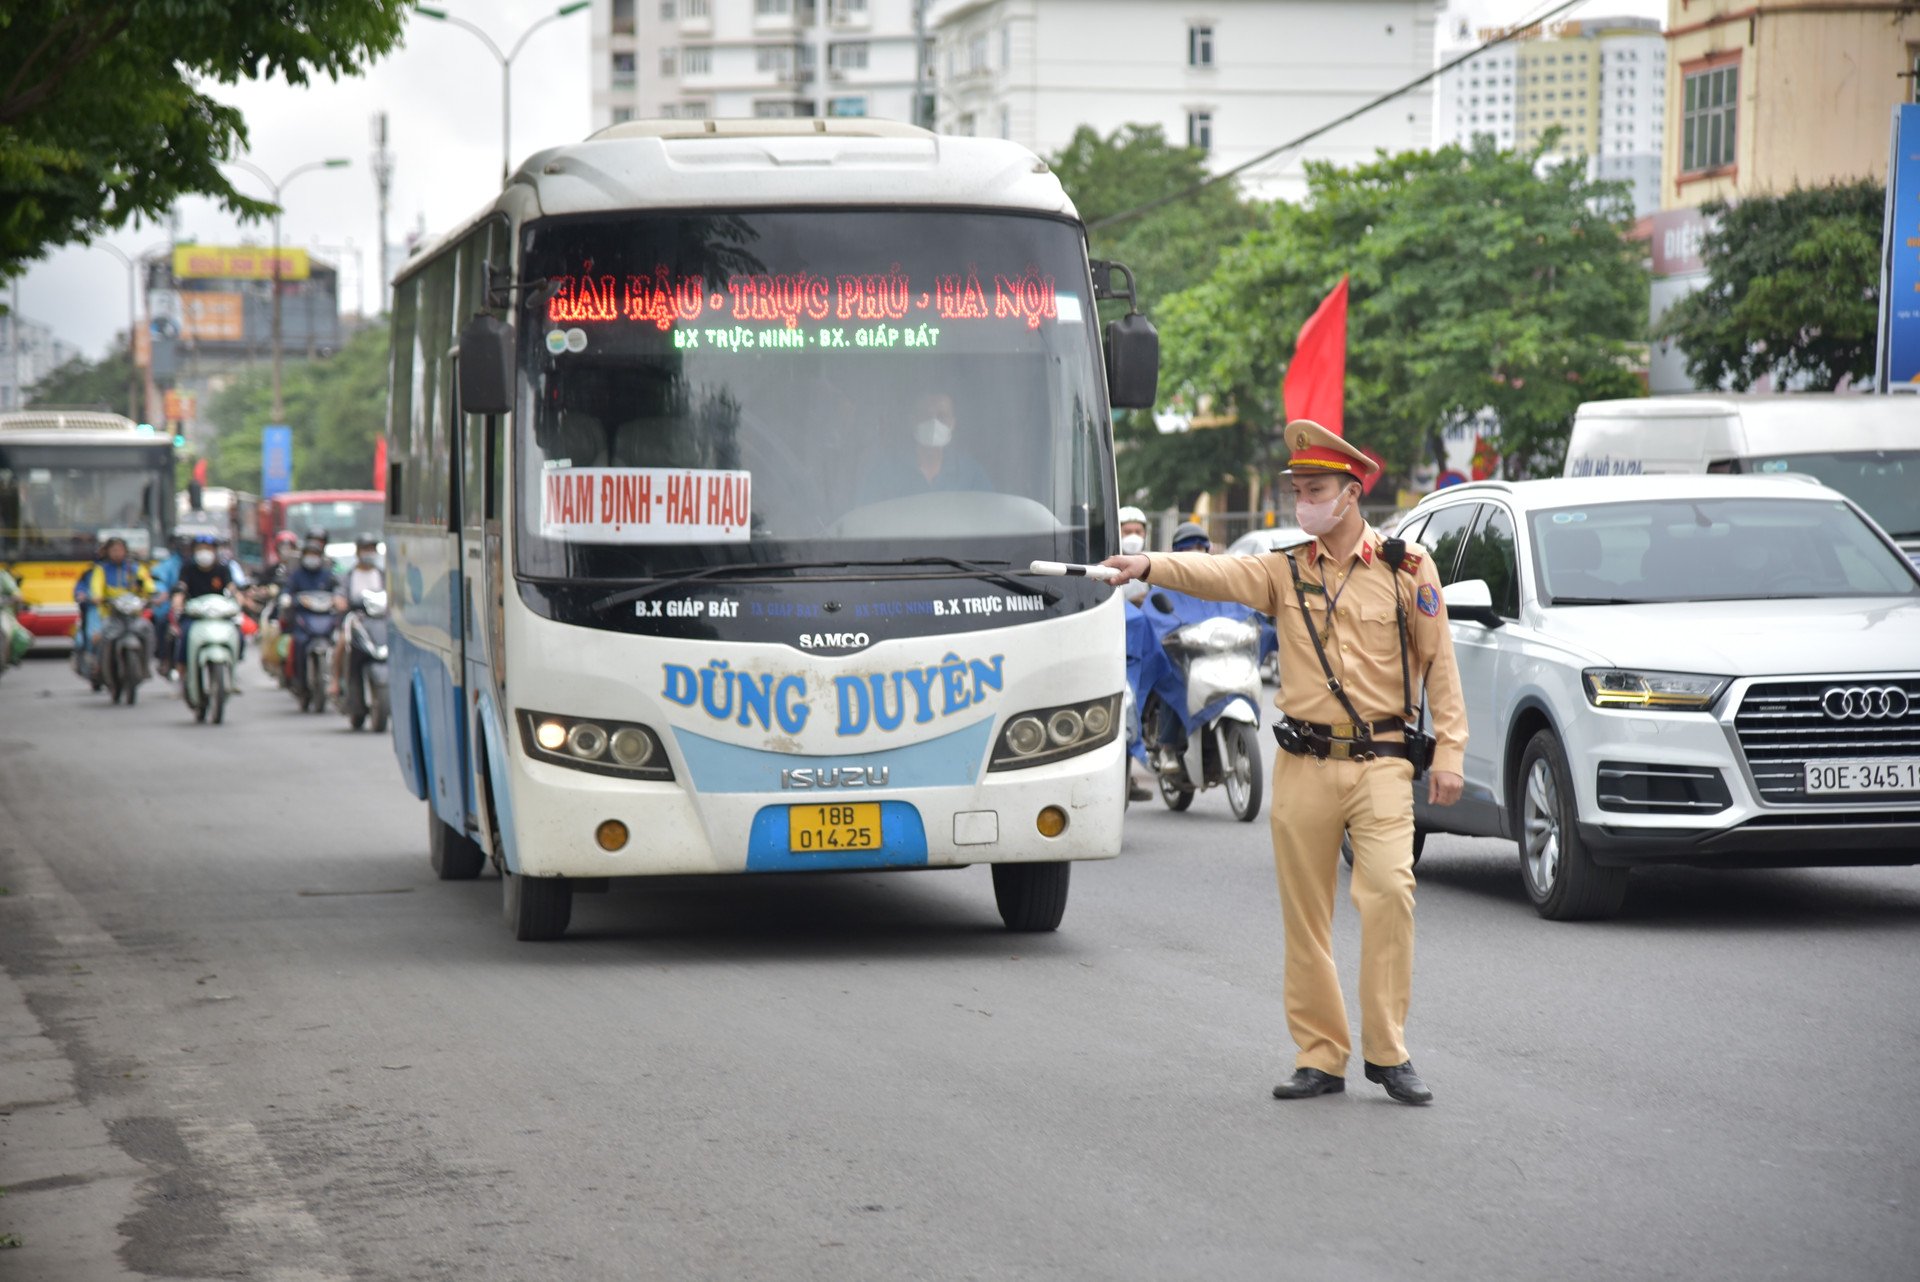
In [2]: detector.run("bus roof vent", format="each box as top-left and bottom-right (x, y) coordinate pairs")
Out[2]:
(0, 410), (139, 434)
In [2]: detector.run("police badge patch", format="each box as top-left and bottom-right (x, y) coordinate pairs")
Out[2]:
(1417, 584), (1440, 617)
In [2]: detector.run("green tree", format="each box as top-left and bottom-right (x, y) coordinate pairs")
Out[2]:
(203, 320), (388, 492)
(25, 339), (138, 416)
(1138, 137), (1647, 506)
(0, 1), (409, 291)
(1657, 181), (1884, 392)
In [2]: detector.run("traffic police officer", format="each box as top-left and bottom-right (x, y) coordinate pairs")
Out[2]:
(1103, 420), (1467, 1105)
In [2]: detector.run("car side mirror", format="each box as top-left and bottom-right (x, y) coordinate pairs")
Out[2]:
(1443, 578), (1502, 628)
(458, 314), (515, 416)
(1105, 311), (1160, 410)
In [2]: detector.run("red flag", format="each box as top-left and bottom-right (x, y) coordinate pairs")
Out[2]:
(192, 457), (208, 485)
(1283, 276), (1349, 436)
(374, 437), (389, 493)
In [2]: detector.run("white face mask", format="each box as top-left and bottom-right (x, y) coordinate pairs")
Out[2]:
(302, 554), (323, 571)
(1294, 487), (1356, 537)
(193, 549), (215, 568)
(357, 554), (376, 568)
(913, 417), (954, 449)
(1119, 533), (1146, 556)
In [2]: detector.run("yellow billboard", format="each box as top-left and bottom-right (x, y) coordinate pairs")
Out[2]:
(179, 291), (245, 341)
(172, 244), (309, 282)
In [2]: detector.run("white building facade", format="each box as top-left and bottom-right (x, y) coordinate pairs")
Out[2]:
(1434, 14), (1665, 217)
(929, 0), (1442, 202)
(590, 0), (930, 127)
(0, 311), (80, 413)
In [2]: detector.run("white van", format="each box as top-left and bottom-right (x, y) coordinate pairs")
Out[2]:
(1566, 394), (1920, 561)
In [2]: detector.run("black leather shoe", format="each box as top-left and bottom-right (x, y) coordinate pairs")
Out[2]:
(1271, 1068), (1346, 1100)
(1364, 1060), (1433, 1104)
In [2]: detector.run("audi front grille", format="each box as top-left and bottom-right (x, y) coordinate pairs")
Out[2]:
(1732, 678), (1920, 805)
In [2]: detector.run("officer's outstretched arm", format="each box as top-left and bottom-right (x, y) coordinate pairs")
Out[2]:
(1133, 552), (1283, 617)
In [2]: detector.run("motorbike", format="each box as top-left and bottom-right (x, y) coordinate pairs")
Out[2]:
(340, 588), (391, 733)
(97, 594), (156, 706)
(182, 594), (243, 725)
(1127, 589), (1266, 822)
(285, 590), (341, 714)
(0, 571), (27, 680)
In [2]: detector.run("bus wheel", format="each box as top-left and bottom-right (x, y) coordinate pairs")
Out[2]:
(503, 870), (572, 942)
(429, 812), (485, 880)
(992, 861), (1070, 932)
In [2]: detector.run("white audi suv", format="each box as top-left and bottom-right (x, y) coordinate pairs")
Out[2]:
(1397, 474), (1920, 920)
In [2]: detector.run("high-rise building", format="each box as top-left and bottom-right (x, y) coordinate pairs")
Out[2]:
(929, 0), (1441, 203)
(589, 0), (930, 128)
(0, 312), (80, 412)
(1435, 14), (1665, 216)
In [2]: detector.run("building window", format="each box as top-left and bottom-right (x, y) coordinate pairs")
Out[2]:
(829, 41), (869, 72)
(682, 0), (709, 14)
(753, 98), (801, 117)
(757, 46), (791, 74)
(660, 47), (678, 76)
(660, 0), (674, 16)
(958, 112), (977, 135)
(681, 100), (709, 118)
(613, 0), (636, 34)
(756, 0), (790, 14)
(828, 95), (867, 116)
(1000, 105), (1011, 138)
(612, 106), (635, 124)
(682, 46), (711, 74)
(968, 32), (987, 72)
(1187, 109), (1212, 152)
(1681, 61), (1737, 172)
(611, 51), (636, 88)
(1911, 46), (1920, 103)
(1189, 25), (1214, 68)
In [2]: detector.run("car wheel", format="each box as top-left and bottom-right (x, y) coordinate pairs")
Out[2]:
(991, 861), (1070, 932)
(1516, 729), (1629, 921)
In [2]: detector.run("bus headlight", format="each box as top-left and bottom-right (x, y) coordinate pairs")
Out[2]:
(518, 710), (675, 780)
(990, 695), (1121, 771)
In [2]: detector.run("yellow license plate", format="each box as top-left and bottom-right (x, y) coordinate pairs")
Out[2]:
(788, 803), (881, 853)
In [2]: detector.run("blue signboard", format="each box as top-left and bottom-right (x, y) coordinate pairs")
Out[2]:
(1879, 104), (1920, 388)
(261, 425), (293, 497)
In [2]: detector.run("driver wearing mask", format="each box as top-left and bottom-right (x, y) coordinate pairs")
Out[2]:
(171, 535), (245, 690)
(855, 392), (993, 504)
(329, 534), (385, 701)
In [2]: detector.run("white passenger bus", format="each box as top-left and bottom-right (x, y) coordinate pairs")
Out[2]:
(384, 120), (1158, 940)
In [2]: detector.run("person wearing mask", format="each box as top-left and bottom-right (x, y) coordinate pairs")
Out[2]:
(170, 534), (246, 693)
(1116, 506), (1151, 605)
(328, 534), (385, 701)
(280, 537), (340, 690)
(856, 392), (993, 503)
(1102, 419), (1467, 1107)
(148, 534), (186, 679)
(72, 536), (153, 679)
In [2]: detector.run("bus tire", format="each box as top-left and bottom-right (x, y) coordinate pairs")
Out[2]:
(991, 861), (1070, 932)
(503, 870), (572, 942)
(429, 812), (486, 880)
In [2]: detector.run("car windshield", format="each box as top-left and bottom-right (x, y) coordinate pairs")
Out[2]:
(514, 209), (1111, 580)
(1530, 497), (1919, 604)
(1744, 450), (1920, 539)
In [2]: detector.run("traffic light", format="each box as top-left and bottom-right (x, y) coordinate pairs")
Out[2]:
(173, 432), (187, 449)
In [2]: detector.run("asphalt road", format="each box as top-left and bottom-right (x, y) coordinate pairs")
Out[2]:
(3, 655), (1917, 1282)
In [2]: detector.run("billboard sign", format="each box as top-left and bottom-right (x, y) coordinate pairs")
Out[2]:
(261, 425), (293, 498)
(1649, 206), (1713, 278)
(173, 245), (310, 282)
(1878, 104), (1920, 389)
(179, 291), (245, 342)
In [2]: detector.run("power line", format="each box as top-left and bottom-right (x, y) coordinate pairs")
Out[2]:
(1086, 0), (1591, 232)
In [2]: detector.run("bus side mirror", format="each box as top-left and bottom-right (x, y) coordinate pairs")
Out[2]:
(458, 315), (515, 416)
(1106, 311), (1159, 410)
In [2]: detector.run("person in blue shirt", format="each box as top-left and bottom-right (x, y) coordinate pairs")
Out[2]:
(279, 537), (341, 697)
(72, 536), (153, 678)
(854, 392), (994, 506)
(148, 534), (185, 679)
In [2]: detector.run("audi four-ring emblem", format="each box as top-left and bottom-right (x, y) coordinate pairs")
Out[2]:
(1820, 686), (1913, 720)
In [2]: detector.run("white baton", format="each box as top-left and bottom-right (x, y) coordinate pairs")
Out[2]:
(1029, 560), (1121, 582)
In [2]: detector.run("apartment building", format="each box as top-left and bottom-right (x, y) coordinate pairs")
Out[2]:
(929, 0), (1441, 203)
(1435, 14), (1666, 216)
(589, 0), (929, 127)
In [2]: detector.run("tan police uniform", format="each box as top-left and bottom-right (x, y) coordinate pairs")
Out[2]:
(1141, 420), (1466, 1076)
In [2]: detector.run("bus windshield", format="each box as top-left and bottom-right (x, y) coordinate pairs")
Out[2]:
(282, 499), (385, 542)
(515, 209), (1113, 580)
(0, 445), (170, 560)
(1746, 450), (1920, 540)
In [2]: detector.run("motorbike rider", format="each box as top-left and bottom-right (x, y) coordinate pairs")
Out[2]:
(72, 536), (154, 677)
(148, 533), (186, 679)
(170, 534), (247, 694)
(280, 535), (340, 690)
(328, 532), (385, 702)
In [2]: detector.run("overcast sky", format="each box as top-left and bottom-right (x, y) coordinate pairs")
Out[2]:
(17, 0), (1666, 361)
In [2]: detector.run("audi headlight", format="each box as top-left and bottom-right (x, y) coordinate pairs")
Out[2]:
(1582, 669), (1730, 712)
(518, 709), (675, 780)
(990, 694), (1122, 771)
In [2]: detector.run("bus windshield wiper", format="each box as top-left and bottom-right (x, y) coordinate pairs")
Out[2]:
(881, 556), (1059, 604)
(590, 557), (1058, 614)
(590, 561), (855, 612)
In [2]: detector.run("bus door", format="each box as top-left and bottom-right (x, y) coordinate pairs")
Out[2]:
(454, 220), (508, 844)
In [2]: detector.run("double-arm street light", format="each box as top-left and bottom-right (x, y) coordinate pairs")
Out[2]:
(94, 243), (141, 422)
(227, 156), (350, 421)
(417, 2), (590, 190)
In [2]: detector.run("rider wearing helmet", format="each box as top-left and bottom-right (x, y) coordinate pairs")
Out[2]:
(329, 533), (385, 700)
(73, 535), (154, 676)
(170, 533), (245, 686)
(1169, 521), (1213, 553)
(281, 535), (340, 692)
(1117, 505), (1151, 605)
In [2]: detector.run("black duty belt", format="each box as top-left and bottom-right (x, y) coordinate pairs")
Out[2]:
(1273, 716), (1413, 762)
(1293, 718), (1402, 739)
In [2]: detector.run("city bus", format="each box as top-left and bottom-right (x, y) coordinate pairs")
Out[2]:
(0, 410), (175, 650)
(259, 489), (386, 571)
(383, 119), (1158, 940)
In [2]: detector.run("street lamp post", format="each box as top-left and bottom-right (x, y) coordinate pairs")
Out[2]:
(95, 243), (141, 421)
(228, 157), (350, 422)
(418, 2), (590, 190)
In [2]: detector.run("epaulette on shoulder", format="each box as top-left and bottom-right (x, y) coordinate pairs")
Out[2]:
(1397, 551), (1424, 575)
